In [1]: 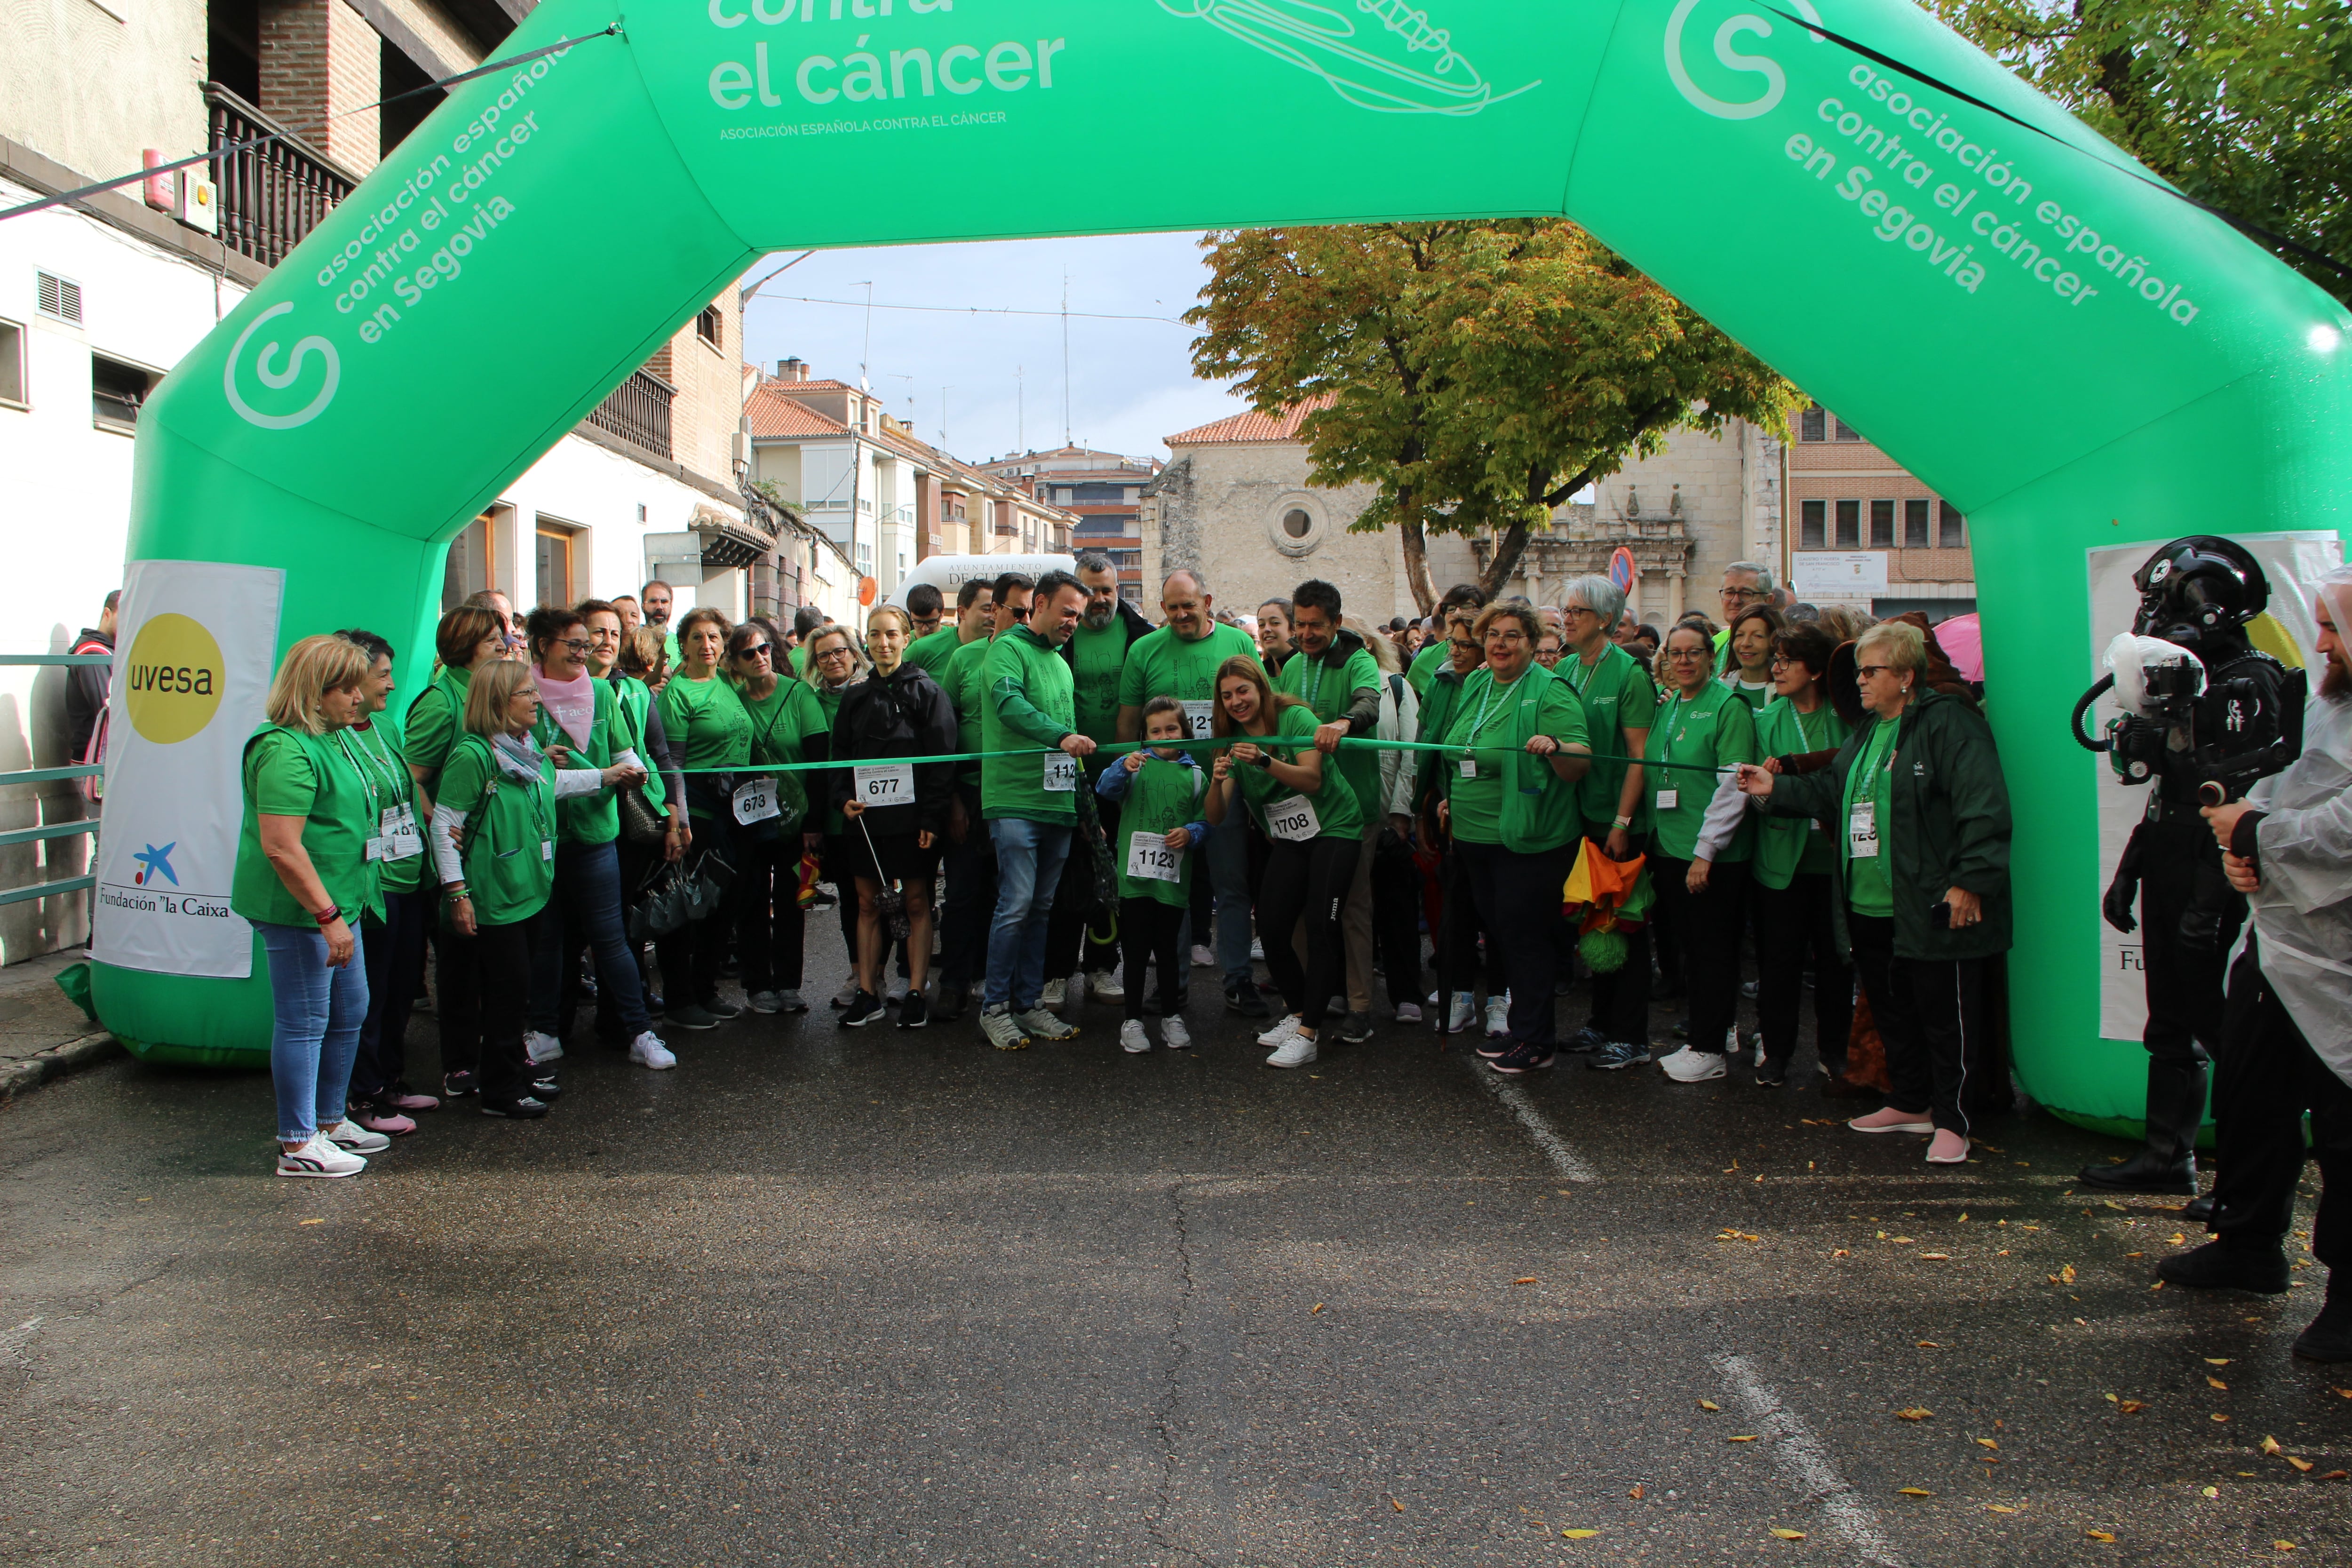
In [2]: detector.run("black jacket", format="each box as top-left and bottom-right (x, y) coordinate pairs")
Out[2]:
(828, 664), (957, 838)
(64, 628), (111, 761)
(1055, 597), (1157, 671)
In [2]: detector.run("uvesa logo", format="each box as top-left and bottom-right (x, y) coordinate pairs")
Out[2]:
(223, 301), (339, 430)
(1664, 0), (1822, 120)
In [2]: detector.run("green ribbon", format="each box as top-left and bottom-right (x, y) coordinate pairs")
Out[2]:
(671, 736), (1732, 776)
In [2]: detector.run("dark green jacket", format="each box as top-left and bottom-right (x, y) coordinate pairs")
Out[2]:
(1766, 688), (2013, 962)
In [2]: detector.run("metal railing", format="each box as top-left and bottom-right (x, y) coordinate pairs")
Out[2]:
(0, 653), (106, 911)
(583, 368), (675, 459)
(205, 83), (358, 270)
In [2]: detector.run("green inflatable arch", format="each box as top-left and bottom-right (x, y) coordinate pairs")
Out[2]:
(94, 0), (2350, 1135)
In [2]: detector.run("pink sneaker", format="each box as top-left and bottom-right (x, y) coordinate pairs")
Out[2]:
(1848, 1106), (1935, 1134)
(348, 1106), (419, 1136)
(384, 1088), (440, 1112)
(1925, 1129), (1971, 1164)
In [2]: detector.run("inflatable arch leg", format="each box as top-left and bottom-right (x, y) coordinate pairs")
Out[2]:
(97, 0), (2350, 1124)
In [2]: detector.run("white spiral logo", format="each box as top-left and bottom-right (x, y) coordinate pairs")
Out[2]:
(223, 302), (340, 430)
(1664, 0), (1821, 120)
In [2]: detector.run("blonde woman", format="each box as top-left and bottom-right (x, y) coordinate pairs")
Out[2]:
(229, 635), (389, 1178)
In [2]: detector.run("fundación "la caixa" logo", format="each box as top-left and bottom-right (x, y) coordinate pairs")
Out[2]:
(1664, 0), (1823, 120)
(223, 301), (340, 430)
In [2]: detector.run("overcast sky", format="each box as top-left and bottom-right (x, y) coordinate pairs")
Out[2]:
(735, 232), (1253, 466)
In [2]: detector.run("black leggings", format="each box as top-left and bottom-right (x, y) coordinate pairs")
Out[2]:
(1120, 896), (1185, 1021)
(1848, 912), (1988, 1136)
(438, 916), (536, 1100)
(1651, 852), (1750, 1053)
(1755, 871), (1851, 1070)
(1254, 835), (1362, 1033)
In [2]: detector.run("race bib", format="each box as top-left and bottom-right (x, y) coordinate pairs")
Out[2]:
(1126, 830), (1183, 883)
(365, 835), (387, 863)
(381, 804), (423, 861)
(541, 840), (555, 862)
(1043, 753), (1079, 792)
(733, 777), (781, 825)
(1848, 801), (1880, 860)
(1459, 757), (1478, 779)
(1181, 699), (1215, 740)
(1265, 794), (1321, 843)
(854, 763), (915, 806)
(1656, 788), (1679, 812)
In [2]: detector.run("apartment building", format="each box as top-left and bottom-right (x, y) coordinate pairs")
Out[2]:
(976, 447), (1161, 604)
(0, 0), (794, 962)
(1783, 404), (1978, 621)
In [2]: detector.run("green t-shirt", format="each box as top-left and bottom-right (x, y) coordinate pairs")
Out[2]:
(943, 634), (993, 782)
(1119, 621), (1258, 740)
(1406, 637), (1450, 700)
(1114, 753), (1208, 908)
(335, 720), (425, 897)
(1842, 716), (1900, 917)
(1230, 703), (1364, 842)
(981, 625), (1077, 823)
(230, 726), (379, 928)
(1276, 641), (1383, 834)
(1644, 682), (1758, 863)
(659, 675), (752, 817)
(611, 674), (666, 814)
(530, 680), (625, 846)
(903, 624), (968, 679)
(1439, 668), (1586, 847)
(437, 735), (558, 927)
(741, 678), (828, 766)
(1065, 615), (1137, 750)
(1560, 643), (1657, 836)
(1751, 697), (1852, 889)
(402, 665), (472, 803)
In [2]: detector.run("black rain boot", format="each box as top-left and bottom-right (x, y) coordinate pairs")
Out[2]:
(2156, 1235), (2291, 1295)
(2294, 1277), (2352, 1363)
(2082, 1059), (2208, 1195)
(2182, 1194), (2215, 1223)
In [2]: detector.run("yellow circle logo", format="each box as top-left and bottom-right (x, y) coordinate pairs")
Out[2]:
(123, 613), (225, 744)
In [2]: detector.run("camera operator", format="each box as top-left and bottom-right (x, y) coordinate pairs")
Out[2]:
(2084, 538), (2300, 1206)
(2155, 565), (2352, 1364)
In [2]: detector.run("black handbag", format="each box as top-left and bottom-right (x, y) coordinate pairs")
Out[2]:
(617, 781), (667, 845)
(683, 848), (736, 921)
(627, 860), (693, 944)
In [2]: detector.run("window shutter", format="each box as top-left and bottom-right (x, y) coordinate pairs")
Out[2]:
(37, 272), (83, 324)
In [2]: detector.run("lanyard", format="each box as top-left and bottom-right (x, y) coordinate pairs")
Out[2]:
(1843, 718), (1899, 822)
(1564, 647), (1604, 697)
(1653, 688), (1696, 766)
(1464, 673), (1524, 748)
(329, 730), (382, 823)
(1794, 702), (1829, 753)
(1302, 653), (1327, 713)
(337, 724), (408, 806)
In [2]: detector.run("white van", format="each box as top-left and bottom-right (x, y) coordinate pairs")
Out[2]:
(883, 553), (1076, 610)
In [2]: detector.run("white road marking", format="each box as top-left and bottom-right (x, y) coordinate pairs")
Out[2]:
(1463, 1057), (1600, 1182)
(1715, 1353), (1903, 1567)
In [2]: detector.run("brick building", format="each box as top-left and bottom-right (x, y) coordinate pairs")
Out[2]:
(1784, 404), (1978, 621)
(976, 447), (1161, 604)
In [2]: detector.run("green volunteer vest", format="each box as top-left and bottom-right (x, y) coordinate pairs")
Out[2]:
(1114, 754), (1207, 908)
(230, 724), (379, 928)
(532, 679), (623, 846)
(1751, 696), (1851, 890)
(437, 734), (558, 927)
(336, 719), (425, 897)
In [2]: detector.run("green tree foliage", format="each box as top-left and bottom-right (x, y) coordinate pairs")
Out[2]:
(1932, 0), (2352, 302)
(1188, 223), (1798, 613)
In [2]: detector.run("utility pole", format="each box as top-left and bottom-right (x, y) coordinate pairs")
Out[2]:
(940, 386), (955, 452)
(1061, 271), (1073, 449)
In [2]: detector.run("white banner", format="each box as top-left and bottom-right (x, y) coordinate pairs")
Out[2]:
(1791, 551), (1889, 597)
(93, 560), (286, 979)
(2087, 532), (2340, 1041)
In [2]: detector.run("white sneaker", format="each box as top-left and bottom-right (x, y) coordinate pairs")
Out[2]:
(321, 1118), (391, 1154)
(1017, 1007), (1080, 1042)
(1447, 992), (1476, 1034)
(1395, 1002), (1423, 1025)
(1161, 1017), (1192, 1050)
(523, 1029), (564, 1066)
(1089, 969), (1126, 1003)
(1659, 1046), (1728, 1083)
(1485, 993), (1511, 1037)
(1250, 938), (1265, 962)
(628, 1031), (677, 1070)
(1266, 1034), (1319, 1069)
(1192, 944), (1216, 968)
(1041, 978), (1067, 1009)
(277, 1135), (365, 1179)
(1256, 1013), (1305, 1048)
(1120, 1019), (1152, 1054)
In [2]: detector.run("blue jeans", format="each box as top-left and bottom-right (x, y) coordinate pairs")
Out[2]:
(985, 816), (1072, 1012)
(258, 919), (370, 1143)
(529, 840), (651, 1040)
(1205, 812), (1256, 988)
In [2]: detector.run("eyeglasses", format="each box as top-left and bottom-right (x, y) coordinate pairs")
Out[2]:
(1856, 663), (1892, 679)
(815, 646), (854, 662)
(556, 638), (593, 655)
(1664, 648), (1711, 662)
(1560, 605), (1599, 620)
(1721, 586), (1767, 603)
(1486, 630), (1527, 645)
(1769, 656), (1795, 669)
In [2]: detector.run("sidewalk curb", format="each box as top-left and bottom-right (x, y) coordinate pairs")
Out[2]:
(0, 1032), (124, 1102)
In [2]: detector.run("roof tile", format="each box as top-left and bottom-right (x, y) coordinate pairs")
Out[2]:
(1165, 395), (1334, 446)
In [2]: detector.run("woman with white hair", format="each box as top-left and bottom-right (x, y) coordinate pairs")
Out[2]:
(1737, 619), (2014, 1164)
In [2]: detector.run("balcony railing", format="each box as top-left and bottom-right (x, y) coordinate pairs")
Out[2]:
(205, 83), (357, 269)
(583, 369), (674, 459)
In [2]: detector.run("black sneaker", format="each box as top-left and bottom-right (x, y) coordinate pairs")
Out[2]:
(2293, 1295), (2352, 1363)
(530, 1075), (565, 1101)
(898, 991), (931, 1030)
(1755, 1060), (1788, 1088)
(480, 1095), (550, 1119)
(840, 991), (886, 1028)
(931, 982), (965, 1022)
(1564, 1026), (1608, 1055)
(2155, 1239), (2290, 1294)
(1489, 1042), (1556, 1075)
(441, 1069), (478, 1099)
(1337, 1011), (1374, 1044)
(664, 1002), (721, 1030)
(701, 995), (744, 1021)
(1475, 1033), (1513, 1060)
(1224, 980), (1270, 1019)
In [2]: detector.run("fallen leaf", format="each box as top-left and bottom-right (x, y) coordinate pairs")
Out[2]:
(1512, 1277), (1539, 1285)
(2201, 1486), (2220, 1498)
(2086, 1529), (2116, 1543)
(1976, 1438), (1999, 1450)
(2206, 1358), (2233, 1366)
(2263, 1436), (2286, 1456)
(2119, 1401), (2146, 1415)
(1628, 1485), (1645, 1500)
(1916, 1341), (1940, 1349)
(1729, 1435), (1758, 1443)
(1920, 1253), (1952, 1261)
(1311, 1304), (1325, 1314)
(2103, 1200), (2127, 1211)
(2124, 1252), (2144, 1258)
(1699, 1400), (1722, 1412)
(1561, 1528), (1599, 1539)
(1390, 1498), (1405, 1513)
(1895, 1409), (1933, 1422)
(2335, 1388), (2352, 1399)
(1892, 1236), (1915, 1245)
(2104, 1393), (2118, 1402)
(2062, 1264), (2079, 1284)
(2288, 1457), (2314, 1473)
(298, 1218), (325, 1226)
(2153, 1281), (2166, 1291)
(2275, 1543), (2298, 1553)
(2209, 1377), (2229, 1391)
(1832, 1249), (1851, 1258)
(1987, 1504), (2019, 1513)
(1770, 1528), (1806, 1541)
(2322, 1471), (2350, 1481)
(1896, 1487), (1933, 1497)
(2171, 1234), (2188, 1245)
(2213, 1414), (2231, 1423)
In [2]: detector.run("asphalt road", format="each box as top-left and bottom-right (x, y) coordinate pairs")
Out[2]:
(3, 936), (2347, 1568)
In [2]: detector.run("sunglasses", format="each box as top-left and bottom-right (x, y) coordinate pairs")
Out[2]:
(735, 644), (773, 660)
